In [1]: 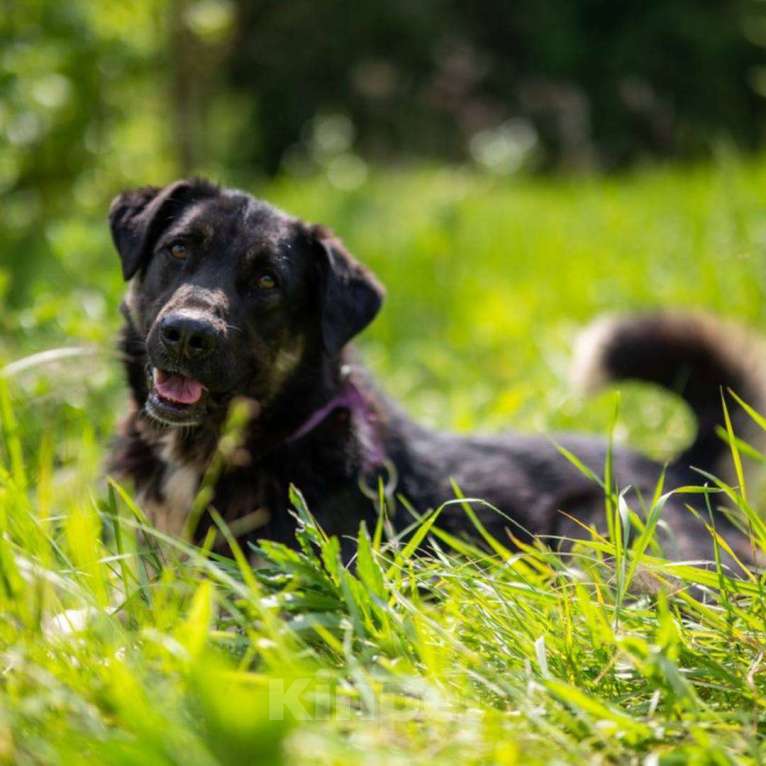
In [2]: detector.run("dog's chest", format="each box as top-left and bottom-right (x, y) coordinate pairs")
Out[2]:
(137, 431), (279, 541)
(137, 434), (201, 537)
(142, 468), (198, 537)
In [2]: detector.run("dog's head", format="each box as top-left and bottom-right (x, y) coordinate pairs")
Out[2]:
(109, 179), (384, 428)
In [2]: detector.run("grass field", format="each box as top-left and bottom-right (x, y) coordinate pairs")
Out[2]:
(2, 156), (766, 763)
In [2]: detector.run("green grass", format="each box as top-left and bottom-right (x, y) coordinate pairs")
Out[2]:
(3, 156), (766, 763)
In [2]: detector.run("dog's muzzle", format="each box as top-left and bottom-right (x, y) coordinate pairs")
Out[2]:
(143, 312), (227, 427)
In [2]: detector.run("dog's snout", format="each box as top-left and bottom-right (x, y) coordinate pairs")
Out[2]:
(160, 314), (218, 360)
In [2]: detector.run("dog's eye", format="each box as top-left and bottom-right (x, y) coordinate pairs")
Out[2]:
(256, 273), (277, 290)
(167, 243), (188, 260)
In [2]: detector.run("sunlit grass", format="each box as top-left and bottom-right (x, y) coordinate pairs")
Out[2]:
(2, 401), (766, 764)
(3, 158), (766, 762)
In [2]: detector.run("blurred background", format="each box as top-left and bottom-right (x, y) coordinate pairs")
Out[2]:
(5, 0), (766, 293)
(3, 0), (766, 469)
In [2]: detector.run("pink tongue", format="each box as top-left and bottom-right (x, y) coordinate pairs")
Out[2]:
(154, 370), (204, 405)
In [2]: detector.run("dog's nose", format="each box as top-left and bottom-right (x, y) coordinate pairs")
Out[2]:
(159, 314), (218, 360)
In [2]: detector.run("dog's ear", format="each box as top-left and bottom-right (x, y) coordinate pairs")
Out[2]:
(309, 224), (385, 355)
(109, 179), (217, 280)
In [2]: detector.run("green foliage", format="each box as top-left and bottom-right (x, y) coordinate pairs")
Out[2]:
(2, 409), (766, 763)
(1, 1), (173, 307)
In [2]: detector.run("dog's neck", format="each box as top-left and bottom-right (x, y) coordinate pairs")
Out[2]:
(286, 368), (386, 471)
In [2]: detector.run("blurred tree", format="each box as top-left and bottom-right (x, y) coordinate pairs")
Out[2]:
(167, 0), (237, 173)
(226, 0), (766, 173)
(1, 1), (171, 303)
(0, 0), (235, 304)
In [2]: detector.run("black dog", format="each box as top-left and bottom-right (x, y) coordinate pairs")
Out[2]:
(108, 178), (764, 566)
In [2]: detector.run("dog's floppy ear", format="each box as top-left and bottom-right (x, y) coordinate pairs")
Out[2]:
(109, 179), (217, 280)
(309, 224), (385, 355)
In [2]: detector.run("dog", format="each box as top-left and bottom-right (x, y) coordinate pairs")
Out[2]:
(107, 178), (765, 567)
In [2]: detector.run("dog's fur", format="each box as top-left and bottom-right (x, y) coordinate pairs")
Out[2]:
(108, 179), (764, 565)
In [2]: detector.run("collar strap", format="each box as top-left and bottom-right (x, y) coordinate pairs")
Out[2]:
(286, 379), (385, 470)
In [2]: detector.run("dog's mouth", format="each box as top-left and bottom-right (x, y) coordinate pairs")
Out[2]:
(154, 369), (204, 405)
(146, 367), (208, 426)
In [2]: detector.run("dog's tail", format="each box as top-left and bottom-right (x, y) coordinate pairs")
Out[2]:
(572, 312), (766, 480)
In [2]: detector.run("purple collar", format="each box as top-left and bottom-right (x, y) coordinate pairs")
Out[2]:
(286, 378), (386, 471)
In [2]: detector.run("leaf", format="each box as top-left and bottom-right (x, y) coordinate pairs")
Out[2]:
(545, 679), (653, 743)
(721, 392), (747, 501)
(177, 580), (215, 660)
(356, 522), (386, 599)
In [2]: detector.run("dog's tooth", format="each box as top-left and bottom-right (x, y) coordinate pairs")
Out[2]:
(153, 368), (168, 385)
